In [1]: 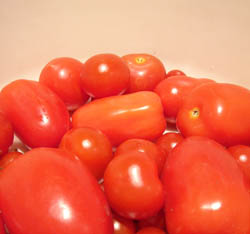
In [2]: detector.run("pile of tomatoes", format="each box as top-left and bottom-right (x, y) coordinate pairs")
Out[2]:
(0, 53), (250, 234)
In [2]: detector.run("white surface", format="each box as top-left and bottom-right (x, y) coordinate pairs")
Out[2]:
(1, 0), (250, 88)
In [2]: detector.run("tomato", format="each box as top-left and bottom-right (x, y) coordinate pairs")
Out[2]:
(39, 57), (89, 111)
(115, 139), (165, 174)
(136, 227), (166, 234)
(154, 75), (214, 123)
(59, 127), (113, 180)
(165, 69), (186, 78)
(0, 80), (70, 148)
(156, 132), (183, 158)
(113, 213), (136, 234)
(0, 148), (113, 234)
(0, 217), (5, 234)
(81, 54), (130, 98)
(177, 83), (250, 147)
(162, 136), (250, 234)
(72, 91), (166, 146)
(122, 54), (166, 93)
(0, 113), (14, 156)
(104, 152), (164, 220)
(0, 151), (22, 169)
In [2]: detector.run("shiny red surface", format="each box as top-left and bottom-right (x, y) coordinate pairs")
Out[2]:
(136, 227), (166, 234)
(113, 213), (136, 234)
(0, 151), (22, 169)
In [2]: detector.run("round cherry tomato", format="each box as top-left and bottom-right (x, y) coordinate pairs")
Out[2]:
(154, 76), (214, 123)
(165, 69), (186, 78)
(39, 57), (89, 111)
(136, 227), (166, 234)
(81, 53), (130, 98)
(122, 54), (166, 93)
(113, 213), (136, 234)
(0, 113), (14, 156)
(104, 152), (164, 220)
(0, 151), (22, 169)
(177, 83), (250, 147)
(162, 136), (250, 234)
(0, 148), (113, 234)
(115, 139), (165, 174)
(0, 80), (70, 148)
(59, 127), (113, 180)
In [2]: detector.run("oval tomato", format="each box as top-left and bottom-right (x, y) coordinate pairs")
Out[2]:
(113, 213), (136, 234)
(0, 80), (70, 148)
(165, 69), (186, 78)
(0, 148), (113, 234)
(72, 91), (166, 145)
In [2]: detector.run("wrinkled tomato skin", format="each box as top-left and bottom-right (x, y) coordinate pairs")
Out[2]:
(177, 83), (250, 147)
(39, 57), (89, 111)
(162, 136), (250, 234)
(0, 151), (22, 169)
(165, 69), (186, 78)
(0, 80), (70, 148)
(0, 148), (113, 234)
(113, 213), (136, 234)
(122, 54), (166, 93)
(72, 91), (166, 146)
(136, 227), (166, 234)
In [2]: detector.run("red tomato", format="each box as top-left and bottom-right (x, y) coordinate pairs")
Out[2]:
(104, 152), (164, 220)
(0, 113), (14, 156)
(162, 136), (250, 234)
(177, 83), (250, 147)
(0, 148), (113, 234)
(72, 91), (166, 146)
(39, 57), (89, 111)
(165, 69), (186, 78)
(115, 139), (165, 174)
(81, 54), (130, 98)
(122, 54), (166, 93)
(156, 132), (183, 158)
(0, 151), (22, 169)
(0, 80), (70, 148)
(154, 75), (214, 123)
(0, 216), (5, 234)
(136, 227), (166, 234)
(59, 127), (113, 180)
(113, 213), (136, 234)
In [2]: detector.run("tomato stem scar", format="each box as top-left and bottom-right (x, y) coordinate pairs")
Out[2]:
(189, 107), (200, 119)
(135, 57), (146, 64)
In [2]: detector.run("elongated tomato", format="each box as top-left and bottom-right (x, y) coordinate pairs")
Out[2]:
(72, 91), (166, 145)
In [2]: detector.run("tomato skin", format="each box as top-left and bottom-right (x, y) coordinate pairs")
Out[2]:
(165, 69), (186, 78)
(0, 151), (22, 169)
(177, 83), (250, 147)
(81, 54), (130, 98)
(59, 127), (113, 180)
(72, 91), (166, 146)
(0, 80), (70, 148)
(0, 217), (5, 234)
(0, 148), (113, 234)
(39, 57), (89, 111)
(104, 152), (164, 220)
(154, 76), (214, 123)
(136, 227), (166, 234)
(122, 54), (166, 93)
(162, 136), (250, 234)
(113, 213), (136, 234)
(0, 113), (14, 156)
(115, 139), (165, 174)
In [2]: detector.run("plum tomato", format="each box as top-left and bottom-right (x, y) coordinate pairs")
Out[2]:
(0, 151), (22, 169)
(162, 136), (250, 234)
(39, 57), (89, 111)
(72, 91), (166, 146)
(113, 213), (136, 234)
(81, 53), (130, 98)
(104, 152), (164, 220)
(59, 127), (113, 181)
(165, 69), (186, 78)
(122, 54), (166, 93)
(0, 148), (113, 234)
(115, 139), (165, 174)
(177, 82), (250, 147)
(136, 227), (166, 234)
(0, 80), (70, 148)
(154, 75), (214, 123)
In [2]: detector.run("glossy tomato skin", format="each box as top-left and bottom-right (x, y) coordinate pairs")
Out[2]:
(162, 136), (250, 234)
(0, 113), (14, 156)
(72, 91), (166, 146)
(177, 83), (250, 147)
(113, 213), (136, 234)
(104, 152), (164, 220)
(115, 139), (165, 174)
(0, 151), (22, 169)
(154, 76), (214, 123)
(59, 127), (113, 180)
(122, 54), (166, 93)
(0, 148), (113, 234)
(39, 57), (89, 111)
(165, 69), (186, 78)
(0, 80), (70, 148)
(136, 227), (166, 234)
(81, 54), (130, 98)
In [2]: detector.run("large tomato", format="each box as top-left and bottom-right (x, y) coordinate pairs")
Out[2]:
(0, 148), (113, 234)
(0, 80), (70, 148)
(162, 136), (250, 234)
